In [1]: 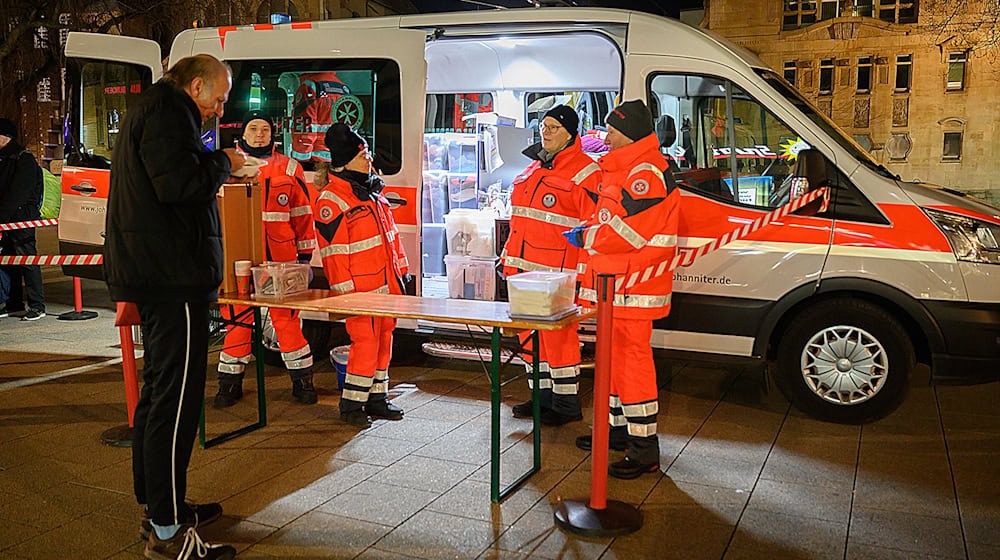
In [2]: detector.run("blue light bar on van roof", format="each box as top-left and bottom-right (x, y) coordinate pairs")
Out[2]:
(270, 13), (291, 24)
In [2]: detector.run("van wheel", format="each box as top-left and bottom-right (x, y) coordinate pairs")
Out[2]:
(774, 299), (914, 424)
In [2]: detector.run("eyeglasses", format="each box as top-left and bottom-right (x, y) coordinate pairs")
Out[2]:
(538, 123), (564, 133)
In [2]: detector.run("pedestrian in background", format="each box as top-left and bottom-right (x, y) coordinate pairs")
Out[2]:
(565, 100), (679, 480)
(501, 104), (601, 426)
(313, 123), (408, 427)
(214, 111), (319, 408)
(0, 117), (46, 321)
(104, 53), (245, 560)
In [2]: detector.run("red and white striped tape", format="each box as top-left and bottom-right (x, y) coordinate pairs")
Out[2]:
(0, 254), (103, 266)
(0, 218), (59, 231)
(615, 186), (830, 291)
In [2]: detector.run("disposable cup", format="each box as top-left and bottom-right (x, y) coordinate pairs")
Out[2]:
(235, 260), (252, 294)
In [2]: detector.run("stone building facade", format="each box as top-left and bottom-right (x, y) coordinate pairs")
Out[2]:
(703, 0), (1000, 204)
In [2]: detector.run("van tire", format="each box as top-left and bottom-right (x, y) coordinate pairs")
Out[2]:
(774, 299), (914, 424)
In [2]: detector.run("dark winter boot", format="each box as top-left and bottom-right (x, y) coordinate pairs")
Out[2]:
(340, 400), (372, 427)
(291, 374), (318, 404)
(366, 393), (403, 420)
(608, 435), (660, 480)
(575, 425), (628, 451)
(213, 373), (244, 409)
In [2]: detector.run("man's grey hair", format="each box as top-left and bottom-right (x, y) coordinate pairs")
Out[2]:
(163, 54), (231, 90)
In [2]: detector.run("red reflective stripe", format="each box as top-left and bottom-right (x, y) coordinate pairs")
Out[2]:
(217, 26), (237, 49)
(253, 24), (274, 30)
(291, 22), (312, 29)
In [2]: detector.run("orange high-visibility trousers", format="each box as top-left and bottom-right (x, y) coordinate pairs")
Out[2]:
(342, 315), (396, 407)
(607, 317), (660, 462)
(218, 305), (312, 379)
(518, 324), (581, 414)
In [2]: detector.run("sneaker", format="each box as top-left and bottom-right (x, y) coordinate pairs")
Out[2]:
(575, 432), (629, 452)
(540, 409), (583, 426)
(340, 408), (372, 427)
(140, 502), (224, 541)
(291, 376), (318, 404)
(608, 456), (660, 480)
(366, 398), (403, 420)
(21, 309), (45, 321)
(145, 525), (235, 560)
(511, 400), (549, 419)
(212, 383), (243, 409)
(0, 305), (6, 318)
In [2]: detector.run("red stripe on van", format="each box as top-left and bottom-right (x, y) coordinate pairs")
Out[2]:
(384, 185), (417, 226)
(831, 204), (951, 252)
(253, 24), (274, 31)
(61, 167), (110, 200)
(217, 26), (237, 49)
(291, 22), (313, 29)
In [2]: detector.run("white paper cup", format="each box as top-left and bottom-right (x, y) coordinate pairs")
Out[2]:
(235, 260), (252, 294)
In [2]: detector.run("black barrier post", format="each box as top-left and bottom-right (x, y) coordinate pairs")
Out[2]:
(554, 273), (642, 536)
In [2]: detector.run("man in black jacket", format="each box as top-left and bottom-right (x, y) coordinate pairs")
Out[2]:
(0, 117), (46, 321)
(105, 53), (245, 560)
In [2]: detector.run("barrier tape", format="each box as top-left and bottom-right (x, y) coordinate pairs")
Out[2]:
(0, 218), (59, 231)
(0, 254), (103, 266)
(614, 186), (830, 291)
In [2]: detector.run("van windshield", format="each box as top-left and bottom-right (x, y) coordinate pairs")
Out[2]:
(756, 69), (896, 179)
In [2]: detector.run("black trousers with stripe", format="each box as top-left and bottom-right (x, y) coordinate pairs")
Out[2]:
(133, 301), (210, 526)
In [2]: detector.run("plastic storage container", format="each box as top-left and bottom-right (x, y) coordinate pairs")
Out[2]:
(444, 209), (495, 257)
(422, 223), (447, 275)
(329, 345), (349, 389)
(445, 255), (498, 301)
(506, 271), (576, 317)
(251, 262), (310, 297)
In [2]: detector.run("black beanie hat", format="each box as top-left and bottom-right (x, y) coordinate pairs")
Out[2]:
(542, 104), (579, 140)
(240, 111), (274, 136)
(605, 100), (654, 142)
(0, 118), (17, 140)
(325, 123), (367, 168)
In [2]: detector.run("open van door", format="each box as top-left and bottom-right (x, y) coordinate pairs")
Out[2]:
(60, 32), (162, 279)
(212, 27), (428, 281)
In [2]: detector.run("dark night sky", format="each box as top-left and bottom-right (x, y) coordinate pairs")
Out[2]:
(405, 0), (704, 18)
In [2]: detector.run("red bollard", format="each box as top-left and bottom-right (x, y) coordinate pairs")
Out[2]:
(57, 276), (98, 321)
(554, 273), (642, 536)
(100, 304), (141, 447)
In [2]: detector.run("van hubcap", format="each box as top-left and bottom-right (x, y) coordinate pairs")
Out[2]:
(801, 326), (887, 405)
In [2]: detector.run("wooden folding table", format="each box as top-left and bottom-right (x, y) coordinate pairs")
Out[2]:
(204, 290), (594, 502)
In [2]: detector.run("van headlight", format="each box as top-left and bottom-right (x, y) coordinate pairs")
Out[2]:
(924, 208), (1000, 265)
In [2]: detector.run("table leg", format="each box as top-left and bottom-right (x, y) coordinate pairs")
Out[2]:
(200, 305), (267, 448)
(494, 328), (542, 502)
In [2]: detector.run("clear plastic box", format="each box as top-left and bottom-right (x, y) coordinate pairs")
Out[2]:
(506, 271), (576, 317)
(251, 262), (310, 297)
(445, 255), (497, 301)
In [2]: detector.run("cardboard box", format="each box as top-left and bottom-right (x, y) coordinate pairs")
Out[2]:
(217, 179), (263, 294)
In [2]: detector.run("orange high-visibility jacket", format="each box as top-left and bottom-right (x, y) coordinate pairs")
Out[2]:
(259, 151), (316, 263)
(578, 133), (679, 320)
(501, 137), (601, 277)
(313, 173), (409, 295)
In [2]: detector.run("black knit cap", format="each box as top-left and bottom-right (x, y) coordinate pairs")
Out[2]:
(605, 100), (654, 142)
(0, 118), (17, 140)
(325, 123), (367, 168)
(542, 104), (579, 140)
(240, 111), (274, 135)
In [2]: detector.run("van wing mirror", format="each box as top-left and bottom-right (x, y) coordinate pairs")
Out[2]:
(789, 148), (830, 216)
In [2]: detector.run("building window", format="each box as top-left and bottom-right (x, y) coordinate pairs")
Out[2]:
(947, 51), (967, 91)
(784, 1), (818, 30)
(942, 132), (963, 161)
(895, 54), (912, 92)
(852, 0), (875, 17)
(783, 60), (797, 85)
(856, 56), (872, 92)
(819, 58), (835, 95)
(878, 0), (918, 24)
(820, 0), (840, 19)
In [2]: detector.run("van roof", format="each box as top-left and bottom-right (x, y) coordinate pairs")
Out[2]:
(172, 7), (768, 75)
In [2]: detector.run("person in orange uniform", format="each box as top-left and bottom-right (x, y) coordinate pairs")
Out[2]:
(501, 105), (600, 426)
(564, 100), (679, 479)
(313, 123), (409, 427)
(214, 111), (319, 407)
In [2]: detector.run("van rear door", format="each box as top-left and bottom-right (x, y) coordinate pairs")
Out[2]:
(60, 33), (162, 279)
(215, 27), (428, 280)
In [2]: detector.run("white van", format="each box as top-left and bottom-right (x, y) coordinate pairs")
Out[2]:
(60, 7), (999, 423)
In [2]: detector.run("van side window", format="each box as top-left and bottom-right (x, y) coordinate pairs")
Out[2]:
(524, 91), (615, 144)
(648, 73), (812, 209)
(425, 93), (494, 132)
(65, 60), (151, 167)
(222, 59), (403, 175)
